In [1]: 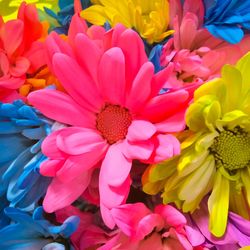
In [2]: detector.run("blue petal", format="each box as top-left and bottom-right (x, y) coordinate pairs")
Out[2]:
(205, 24), (244, 44)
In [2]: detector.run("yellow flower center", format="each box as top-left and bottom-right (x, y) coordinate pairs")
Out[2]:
(96, 104), (132, 144)
(210, 127), (250, 171)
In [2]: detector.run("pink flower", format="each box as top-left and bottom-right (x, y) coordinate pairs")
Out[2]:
(28, 16), (196, 228)
(161, 0), (250, 88)
(99, 203), (205, 250)
(0, 2), (46, 102)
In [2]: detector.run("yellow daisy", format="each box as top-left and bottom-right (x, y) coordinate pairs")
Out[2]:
(0, 0), (58, 21)
(81, 0), (174, 44)
(143, 52), (250, 237)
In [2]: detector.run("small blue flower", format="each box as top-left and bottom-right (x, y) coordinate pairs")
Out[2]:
(44, 0), (92, 34)
(0, 206), (79, 250)
(204, 0), (250, 44)
(0, 100), (52, 214)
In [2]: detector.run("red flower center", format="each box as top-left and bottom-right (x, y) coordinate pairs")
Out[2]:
(96, 104), (132, 144)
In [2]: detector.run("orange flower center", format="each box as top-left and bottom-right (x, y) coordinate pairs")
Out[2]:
(96, 104), (132, 144)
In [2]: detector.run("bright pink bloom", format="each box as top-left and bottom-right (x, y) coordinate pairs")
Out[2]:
(28, 15), (196, 228)
(0, 2), (46, 102)
(56, 204), (206, 250)
(161, 0), (250, 88)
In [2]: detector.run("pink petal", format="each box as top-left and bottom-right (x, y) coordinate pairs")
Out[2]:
(40, 159), (65, 177)
(56, 145), (107, 183)
(98, 47), (126, 105)
(136, 214), (165, 240)
(41, 130), (67, 159)
(117, 28), (147, 89)
(56, 127), (106, 155)
(122, 139), (154, 160)
(0, 76), (25, 89)
(28, 89), (95, 127)
(9, 56), (30, 77)
(43, 170), (92, 213)
(183, 0), (204, 26)
(100, 174), (131, 209)
(170, 229), (193, 250)
(2, 20), (24, 56)
(155, 204), (187, 227)
(0, 52), (10, 75)
(100, 203), (116, 229)
(155, 110), (186, 133)
(148, 134), (181, 163)
(140, 89), (189, 123)
(111, 203), (151, 237)
(53, 53), (103, 112)
(45, 32), (74, 73)
(68, 13), (88, 42)
(126, 62), (154, 112)
(179, 13), (198, 49)
(75, 33), (101, 83)
(184, 225), (205, 247)
(127, 120), (156, 142)
(150, 64), (174, 97)
(103, 24), (126, 49)
(99, 143), (132, 187)
(24, 41), (46, 72)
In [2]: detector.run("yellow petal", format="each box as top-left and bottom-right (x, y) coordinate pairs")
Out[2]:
(216, 110), (248, 130)
(229, 181), (250, 220)
(221, 64), (242, 112)
(194, 78), (226, 104)
(203, 100), (221, 131)
(236, 51), (250, 95)
(241, 168), (250, 206)
(179, 156), (215, 203)
(81, 6), (108, 25)
(208, 172), (230, 237)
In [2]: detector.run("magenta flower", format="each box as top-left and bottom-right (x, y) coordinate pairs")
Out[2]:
(99, 203), (205, 250)
(28, 15), (196, 228)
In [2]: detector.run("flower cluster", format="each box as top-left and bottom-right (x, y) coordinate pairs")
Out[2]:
(1, 0), (250, 249)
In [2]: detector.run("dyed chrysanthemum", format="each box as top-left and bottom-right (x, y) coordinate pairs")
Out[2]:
(28, 19), (195, 228)
(0, 206), (79, 250)
(0, 0), (58, 22)
(143, 52), (250, 237)
(0, 2), (48, 102)
(80, 0), (174, 44)
(0, 100), (51, 212)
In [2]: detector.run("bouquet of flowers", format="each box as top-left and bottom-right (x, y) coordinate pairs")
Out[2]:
(1, 0), (250, 249)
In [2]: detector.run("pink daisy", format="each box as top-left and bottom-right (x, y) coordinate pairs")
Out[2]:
(28, 17), (196, 228)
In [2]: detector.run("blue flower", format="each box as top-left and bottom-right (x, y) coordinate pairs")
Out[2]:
(204, 0), (250, 44)
(44, 0), (92, 34)
(0, 100), (52, 214)
(0, 206), (79, 250)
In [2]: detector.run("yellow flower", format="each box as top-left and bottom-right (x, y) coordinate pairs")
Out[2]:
(0, 0), (58, 21)
(143, 52), (250, 238)
(81, 0), (174, 44)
